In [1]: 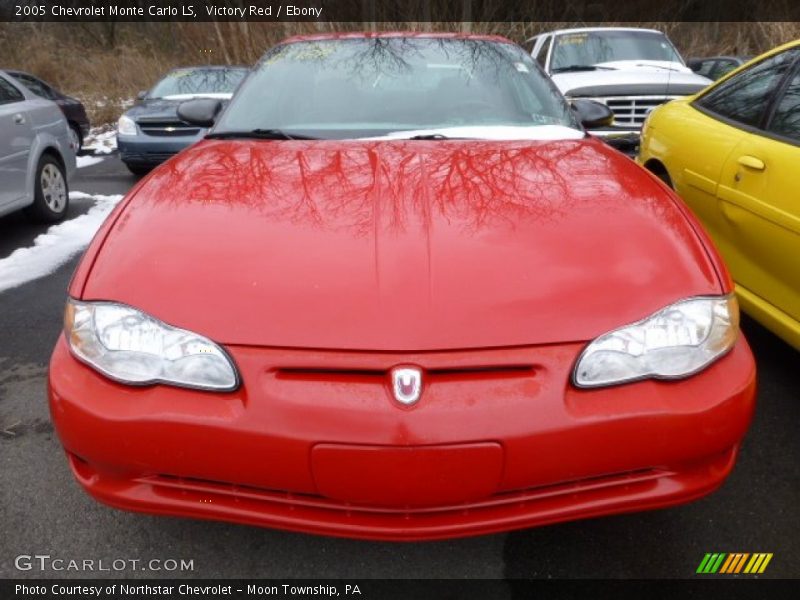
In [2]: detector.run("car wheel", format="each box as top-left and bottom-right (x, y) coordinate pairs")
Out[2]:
(125, 163), (153, 176)
(655, 170), (673, 188)
(647, 162), (674, 188)
(68, 124), (83, 152)
(24, 155), (69, 223)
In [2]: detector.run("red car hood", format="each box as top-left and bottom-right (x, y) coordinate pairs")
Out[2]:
(81, 138), (722, 350)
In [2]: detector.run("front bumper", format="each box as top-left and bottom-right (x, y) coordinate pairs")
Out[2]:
(49, 336), (756, 541)
(117, 133), (204, 166)
(589, 128), (642, 156)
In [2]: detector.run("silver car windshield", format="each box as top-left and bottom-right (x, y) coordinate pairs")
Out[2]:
(148, 68), (247, 99)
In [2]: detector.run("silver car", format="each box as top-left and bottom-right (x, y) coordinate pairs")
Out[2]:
(0, 69), (76, 222)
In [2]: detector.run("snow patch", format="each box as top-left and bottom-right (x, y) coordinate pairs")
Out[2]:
(83, 126), (118, 155)
(0, 192), (123, 294)
(76, 155), (104, 168)
(91, 97), (134, 110)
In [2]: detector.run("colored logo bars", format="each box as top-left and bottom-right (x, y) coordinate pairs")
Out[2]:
(696, 553), (773, 574)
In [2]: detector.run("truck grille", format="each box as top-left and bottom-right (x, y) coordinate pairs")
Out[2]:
(597, 96), (681, 127)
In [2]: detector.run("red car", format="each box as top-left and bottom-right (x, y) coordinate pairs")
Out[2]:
(49, 33), (756, 541)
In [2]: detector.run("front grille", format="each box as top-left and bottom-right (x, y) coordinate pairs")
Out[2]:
(598, 96), (681, 127)
(275, 364), (535, 381)
(141, 467), (667, 516)
(137, 121), (201, 137)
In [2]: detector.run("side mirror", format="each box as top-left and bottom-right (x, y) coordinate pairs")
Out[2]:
(572, 99), (614, 129)
(136, 90), (147, 101)
(686, 58), (702, 73)
(177, 98), (223, 128)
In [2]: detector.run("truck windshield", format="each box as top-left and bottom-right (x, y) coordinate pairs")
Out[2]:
(551, 30), (683, 72)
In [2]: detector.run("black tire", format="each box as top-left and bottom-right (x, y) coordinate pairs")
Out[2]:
(647, 162), (673, 188)
(655, 169), (673, 188)
(68, 124), (83, 152)
(125, 163), (153, 176)
(24, 154), (69, 223)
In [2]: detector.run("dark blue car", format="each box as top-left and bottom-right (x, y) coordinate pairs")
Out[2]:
(117, 65), (248, 175)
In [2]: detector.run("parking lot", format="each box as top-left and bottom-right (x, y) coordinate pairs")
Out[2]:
(0, 153), (797, 580)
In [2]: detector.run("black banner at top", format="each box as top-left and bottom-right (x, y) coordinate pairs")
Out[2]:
(1, 0), (800, 22)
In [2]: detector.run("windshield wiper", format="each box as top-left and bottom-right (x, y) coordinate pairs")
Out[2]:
(551, 65), (612, 73)
(407, 133), (451, 140)
(206, 129), (318, 140)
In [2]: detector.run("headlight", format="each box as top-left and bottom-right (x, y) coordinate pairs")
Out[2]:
(117, 115), (137, 136)
(573, 295), (738, 388)
(64, 299), (239, 391)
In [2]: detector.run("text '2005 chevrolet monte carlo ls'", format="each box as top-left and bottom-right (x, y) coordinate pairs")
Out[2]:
(49, 33), (756, 541)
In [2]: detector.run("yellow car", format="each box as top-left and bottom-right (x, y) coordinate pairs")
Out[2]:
(639, 40), (800, 351)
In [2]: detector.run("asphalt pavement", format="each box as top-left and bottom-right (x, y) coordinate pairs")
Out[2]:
(0, 154), (797, 580)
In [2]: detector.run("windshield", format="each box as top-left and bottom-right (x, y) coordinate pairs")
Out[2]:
(551, 30), (682, 71)
(214, 38), (580, 139)
(148, 67), (248, 99)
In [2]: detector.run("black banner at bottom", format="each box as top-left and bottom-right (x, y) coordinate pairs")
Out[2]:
(2, 579), (793, 600)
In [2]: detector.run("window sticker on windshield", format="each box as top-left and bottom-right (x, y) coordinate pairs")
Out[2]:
(262, 43), (335, 65)
(514, 62), (529, 73)
(288, 43), (337, 61)
(557, 34), (588, 46)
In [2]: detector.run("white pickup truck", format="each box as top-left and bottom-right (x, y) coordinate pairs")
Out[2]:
(526, 27), (712, 153)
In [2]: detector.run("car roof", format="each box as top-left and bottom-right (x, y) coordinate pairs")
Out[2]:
(280, 31), (513, 45)
(762, 39), (800, 54)
(3, 70), (47, 84)
(4, 70), (57, 84)
(526, 27), (663, 41)
(168, 65), (249, 70)
(690, 56), (748, 61)
(696, 39), (800, 90)
(0, 70), (31, 95)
